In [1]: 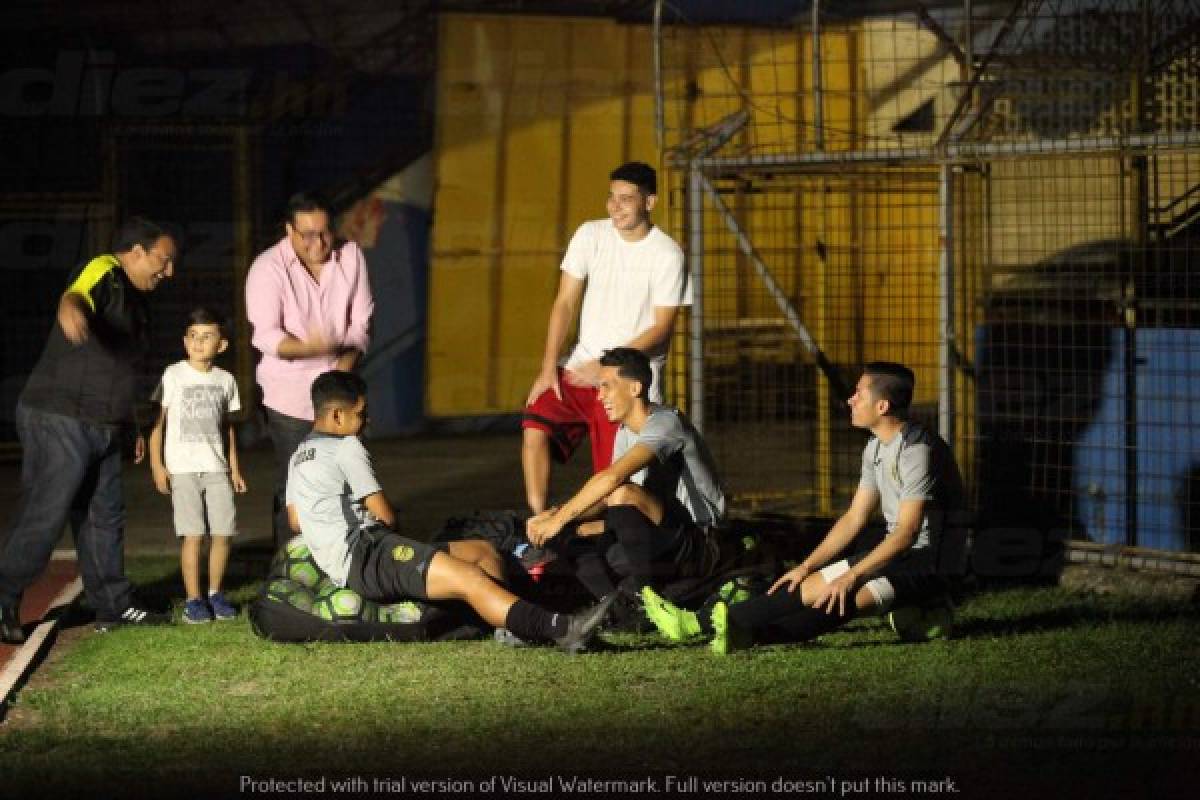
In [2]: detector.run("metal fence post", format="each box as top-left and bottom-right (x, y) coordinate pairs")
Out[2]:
(688, 163), (705, 433)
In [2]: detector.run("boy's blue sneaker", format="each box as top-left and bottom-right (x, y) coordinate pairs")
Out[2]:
(183, 598), (213, 624)
(208, 591), (237, 620)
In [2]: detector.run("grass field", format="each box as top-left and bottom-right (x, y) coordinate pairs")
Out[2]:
(1, 556), (1196, 800)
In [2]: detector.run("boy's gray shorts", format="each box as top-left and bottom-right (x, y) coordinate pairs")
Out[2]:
(171, 472), (237, 537)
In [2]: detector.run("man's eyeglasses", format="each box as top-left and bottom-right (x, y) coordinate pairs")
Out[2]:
(293, 229), (332, 244)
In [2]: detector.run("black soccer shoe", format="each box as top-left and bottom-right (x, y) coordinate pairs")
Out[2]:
(0, 603), (26, 645)
(554, 593), (617, 655)
(94, 606), (172, 633)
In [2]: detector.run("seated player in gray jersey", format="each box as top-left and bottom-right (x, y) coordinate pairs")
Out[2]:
(286, 371), (613, 653)
(526, 347), (726, 617)
(642, 362), (965, 654)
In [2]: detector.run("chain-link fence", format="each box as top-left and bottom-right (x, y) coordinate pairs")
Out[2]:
(658, 0), (1200, 554)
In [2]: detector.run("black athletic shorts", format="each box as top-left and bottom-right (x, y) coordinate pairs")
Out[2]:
(346, 530), (448, 603)
(831, 548), (949, 609)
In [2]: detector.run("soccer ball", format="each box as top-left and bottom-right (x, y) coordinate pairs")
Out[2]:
(887, 604), (954, 642)
(314, 586), (368, 623)
(273, 536), (324, 590)
(312, 575), (337, 599)
(376, 601), (423, 624)
(264, 578), (316, 614)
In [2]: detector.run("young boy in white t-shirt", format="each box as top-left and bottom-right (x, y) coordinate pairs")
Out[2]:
(149, 308), (247, 623)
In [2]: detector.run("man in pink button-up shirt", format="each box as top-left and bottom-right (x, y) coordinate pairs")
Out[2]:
(245, 191), (374, 549)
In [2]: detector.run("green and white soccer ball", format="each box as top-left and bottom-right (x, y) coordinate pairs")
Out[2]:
(376, 601), (423, 624)
(314, 586), (369, 623)
(311, 575), (337, 598)
(887, 605), (954, 642)
(272, 536), (323, 590)
(264, 577), (316, 614)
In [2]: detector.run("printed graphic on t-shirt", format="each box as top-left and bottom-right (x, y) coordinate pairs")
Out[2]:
(180, 385), (226, 443)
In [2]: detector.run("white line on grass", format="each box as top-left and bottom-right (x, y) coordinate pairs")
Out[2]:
(0, 576), (84, 712)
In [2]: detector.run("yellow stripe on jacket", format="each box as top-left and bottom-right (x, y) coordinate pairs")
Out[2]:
(65, 254), (120, 312)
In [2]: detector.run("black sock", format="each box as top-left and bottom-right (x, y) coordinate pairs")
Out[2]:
(727, 586), (808, 631)
(767, 603), (855, 642)
(690, 589), (789, 637)
(606, 505), (662, 589)
(727, 589), (855, 644)
(505, 600), (569, 642)
(555, 531), (618, 601)
(574, 552), (618, 600)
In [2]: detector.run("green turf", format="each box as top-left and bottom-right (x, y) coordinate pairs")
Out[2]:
(1, 557), (1196, 799)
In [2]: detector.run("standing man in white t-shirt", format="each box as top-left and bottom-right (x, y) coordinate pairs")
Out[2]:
(522, 162), (691, 514)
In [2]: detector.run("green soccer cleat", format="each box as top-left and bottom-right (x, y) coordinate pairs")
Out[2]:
(640, 586), (703, 641)
(708, 601), (751, 655)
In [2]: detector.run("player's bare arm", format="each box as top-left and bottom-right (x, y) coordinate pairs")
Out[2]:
(148, 404), (171, 495)
(526, 443), (657, 546)
(57, 291), (91, 344)
(528, 273), (586, 403)
(362, 490), (397, 530)
(810, 498), (925, 615)
(769, 485), (878, 595)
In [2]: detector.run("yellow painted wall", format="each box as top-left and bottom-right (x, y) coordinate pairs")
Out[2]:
(427, 14), (947, 416)
(858, 180), (942, 406)
(987, 156), (1130, 268)
(859, 17), (960, 146)
(428, 14), (656, 415)
(430, 12), (1185, 414)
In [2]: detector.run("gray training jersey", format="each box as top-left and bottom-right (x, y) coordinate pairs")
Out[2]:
(285, 432), (384, 586)
(859, 421), (964, 550)
(613, 405), (726, 527)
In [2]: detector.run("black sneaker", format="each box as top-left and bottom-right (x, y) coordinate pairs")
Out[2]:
(554, 593), (617, 654)
(0, 603), (26, 645)
(94, 606), (172, 633)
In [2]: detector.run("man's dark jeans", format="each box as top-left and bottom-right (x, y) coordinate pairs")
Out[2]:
(0, 403), (132, 621)
(266, 407), (313, 552)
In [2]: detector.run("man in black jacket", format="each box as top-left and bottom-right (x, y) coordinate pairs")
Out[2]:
(0, 217), (178, 643)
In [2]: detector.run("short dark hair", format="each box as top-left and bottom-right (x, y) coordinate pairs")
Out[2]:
(863, 362), (915, 414)
(609, 162), (657, 196)
(112, 216), (171, 254)
(185, 307), (227, 337)
(599, 347), (653, 398)
(285, 191), (333, 225)
(311, 370), (367, 417)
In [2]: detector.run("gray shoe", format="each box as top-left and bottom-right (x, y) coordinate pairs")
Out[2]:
(554, 593), (617, 654)
(494, 627), (530, 647)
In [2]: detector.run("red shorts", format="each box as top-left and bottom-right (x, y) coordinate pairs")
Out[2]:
(522, 368), (619, 473)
